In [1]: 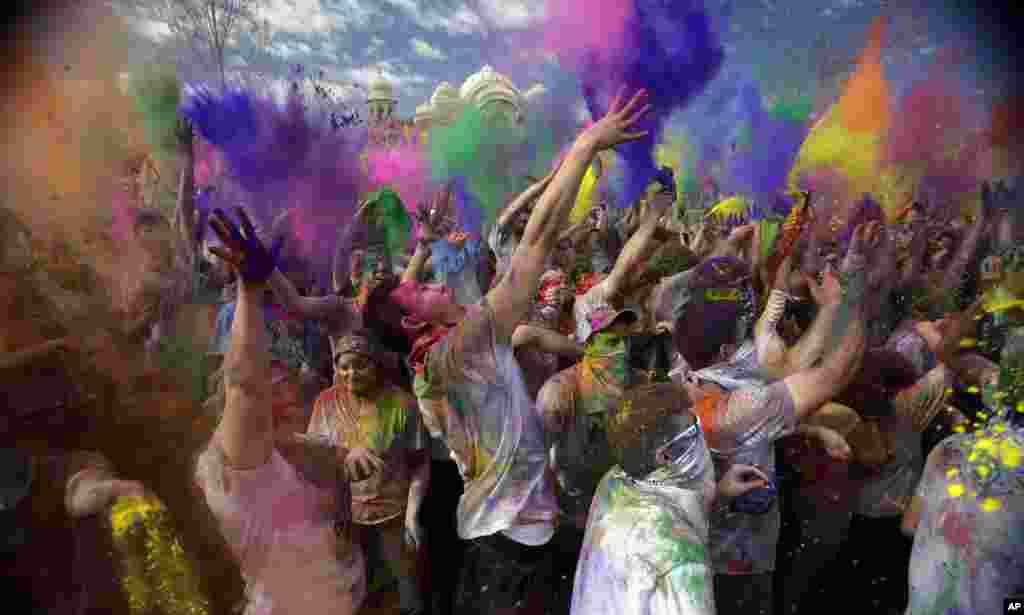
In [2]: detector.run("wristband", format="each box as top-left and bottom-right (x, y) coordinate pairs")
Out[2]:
(762, 290), (788, 327)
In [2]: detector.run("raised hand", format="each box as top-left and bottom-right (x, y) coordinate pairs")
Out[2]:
(841, 221), (874, 273)
(208, 208), (283, 284)
(416, 184), (457, 243)
(805, 265), (842, 307)
(585, 87), (651, 151)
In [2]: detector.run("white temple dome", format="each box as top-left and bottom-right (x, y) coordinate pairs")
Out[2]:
(431, 81), (459, 107)
(428, 81), (463, 124)
(414, 102), (433, 123)
(459, 65), (523, 110)
(367, 73), (395, 103)
(523, 83), (547, 103)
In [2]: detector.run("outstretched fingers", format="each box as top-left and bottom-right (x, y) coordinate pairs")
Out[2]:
(209, 246), (243, 268)
(209, 217), (244, 254)
(235, 207), (259, 243)
(608, 85), (627, 115)
(618, 88), (649, 120)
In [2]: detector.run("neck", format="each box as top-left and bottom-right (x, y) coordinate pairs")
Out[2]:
(344, 381), (385, 401)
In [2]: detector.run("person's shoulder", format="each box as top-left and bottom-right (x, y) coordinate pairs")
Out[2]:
(314, 384), (344, 406)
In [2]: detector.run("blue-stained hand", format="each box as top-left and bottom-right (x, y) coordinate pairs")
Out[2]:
(207, 207), (284, 284)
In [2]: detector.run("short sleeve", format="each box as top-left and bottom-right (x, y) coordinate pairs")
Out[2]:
(423, 299), (501, 395)
(717, 382), (796, 451)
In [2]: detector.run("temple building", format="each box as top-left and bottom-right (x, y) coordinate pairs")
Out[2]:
(365, 65), (541, 147)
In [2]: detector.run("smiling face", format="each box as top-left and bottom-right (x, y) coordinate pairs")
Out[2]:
(334, 351), (379, 396)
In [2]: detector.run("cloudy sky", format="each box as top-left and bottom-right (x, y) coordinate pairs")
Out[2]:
(119, 0), (1010, 118)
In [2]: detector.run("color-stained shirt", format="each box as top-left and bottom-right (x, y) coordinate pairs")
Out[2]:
(538, 350), (628, 529)
(195, 444), (365, 615)
(308, 385), (427, 525)
(905, 429), (1024, 615)
(571, 466), (716, 615)
(413, 299), (557, 543)
(700, 382), (796, 575)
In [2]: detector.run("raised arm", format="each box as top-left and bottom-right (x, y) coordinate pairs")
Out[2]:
(939, 205), (987, 298)
(495, 173), (555, 233)
(486, 88), (651, 340)
(403, 188), (454, 284)
(208, 208), (280, 469)
(784, 224), (879, 372)
(603, 189), (675, 301)
(268, 269), (347, 321)
(781, 228), (870, 421)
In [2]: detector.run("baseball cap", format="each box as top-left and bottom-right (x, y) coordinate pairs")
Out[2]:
(576, 302), (639, 344)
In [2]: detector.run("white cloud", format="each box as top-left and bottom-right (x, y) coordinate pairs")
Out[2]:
(134, 18), (172, 40)
(258, 0), (355, 34)
(474, 0), (540, 30)
(346, 64), (429, 92)
(411, 38), (448, 61)
(382, 0), (484, 35)
(273, 40), (313, 59)
(322, 40), (354, 64)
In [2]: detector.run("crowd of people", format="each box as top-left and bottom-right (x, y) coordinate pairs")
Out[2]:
(2, 85), (1023, 615)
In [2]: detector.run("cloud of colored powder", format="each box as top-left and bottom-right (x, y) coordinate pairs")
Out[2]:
(545, 0), (725, 208)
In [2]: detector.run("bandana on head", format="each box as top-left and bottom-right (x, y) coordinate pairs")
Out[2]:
(333, 332), (380, 362)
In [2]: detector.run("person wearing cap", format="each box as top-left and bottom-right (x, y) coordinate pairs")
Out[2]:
(362, 88), (653, 615)
(307, 332), (429, 615)
(535, 298), (642, 608)
(571, 172), (681, 346)
(569, 382), (772, 615)
(668, 224), (870, 615)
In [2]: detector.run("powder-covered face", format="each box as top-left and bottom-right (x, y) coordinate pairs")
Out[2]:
(391, 280), (462, 325)
(334, 352), (378, 396)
